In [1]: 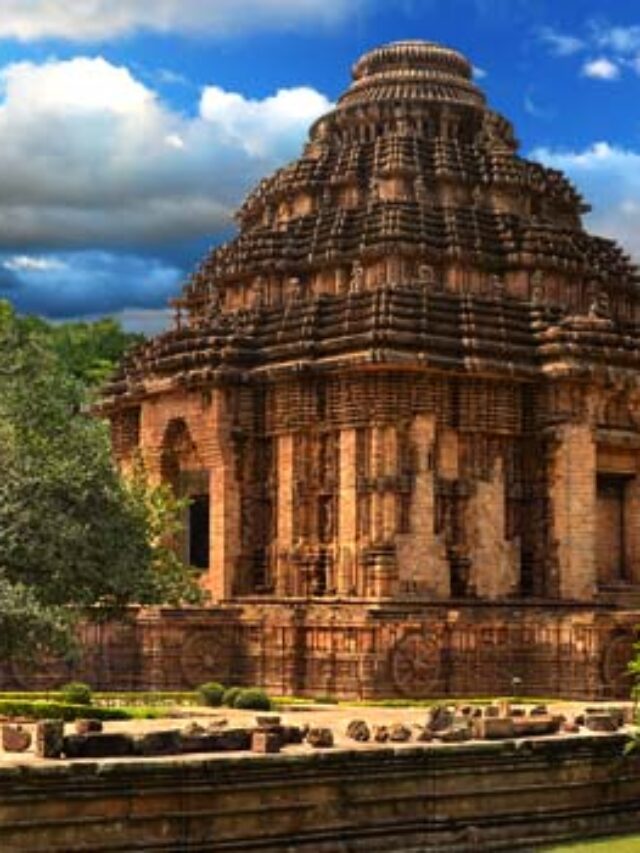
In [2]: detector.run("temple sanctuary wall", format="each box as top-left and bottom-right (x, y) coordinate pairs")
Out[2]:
(2, 604), (636, 699)
(2, 735), (640, 851)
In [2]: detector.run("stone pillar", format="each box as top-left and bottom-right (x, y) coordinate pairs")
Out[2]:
(337, 428), (357, 595)
(396, 414), (450, 598)
(209, 390), (240, 602)
(138, 400), (164, 485)
(382, 427), (397, 541)
(371, 427), (385, 543)
(276, 434), (294, 595)
(467, 459), (519, 600)
(366, 425), (398, 598)
(549, 423), (597, 600)
(624, 468), (640, 584)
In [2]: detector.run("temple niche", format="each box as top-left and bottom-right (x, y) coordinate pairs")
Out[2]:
(98, 41), (640, 698)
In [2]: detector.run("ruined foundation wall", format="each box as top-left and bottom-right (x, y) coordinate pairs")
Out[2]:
(2, 603), (636, 700)
(2, 737), (640, 852)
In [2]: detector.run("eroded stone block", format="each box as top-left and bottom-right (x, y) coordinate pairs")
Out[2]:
(307, 727), (334, 748)
(36, 720), (64, 759)
(2, 724), (32, 753)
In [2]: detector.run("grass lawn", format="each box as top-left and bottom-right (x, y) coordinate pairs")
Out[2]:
(546, 835), (640, 851)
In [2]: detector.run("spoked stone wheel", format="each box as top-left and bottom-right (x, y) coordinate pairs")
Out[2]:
(390, 630), (441, 697)
(181, 632), (226, 688)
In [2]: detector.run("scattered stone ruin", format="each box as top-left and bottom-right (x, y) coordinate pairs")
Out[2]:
(91, 40), (640, 697)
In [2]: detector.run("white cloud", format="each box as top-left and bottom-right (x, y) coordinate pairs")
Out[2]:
(538, 26), (586, 57)
(581, 57), (620, 80)
(0, 0), (361, 42)
(164, 133), (185, 150)
(523, 90), (554, 120)
(472, 65), (487, 80)
(531, 141), (640, 260)
(539, 21), (640, 82)
(590, 23), (640, 55)
(0, 56), (332, 250)
(0, 57), (153, 114)
(200, 86), (333, 158)
(4, 255), (67, 272)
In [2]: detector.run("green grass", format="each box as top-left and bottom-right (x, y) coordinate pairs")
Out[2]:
(544, 834), (640, 851)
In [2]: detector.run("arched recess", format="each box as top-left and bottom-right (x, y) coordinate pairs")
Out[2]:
(160, 418), (210, 571)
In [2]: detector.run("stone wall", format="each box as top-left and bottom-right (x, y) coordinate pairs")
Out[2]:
(1, 735), (640, 851)
(2, 603), (637, 700)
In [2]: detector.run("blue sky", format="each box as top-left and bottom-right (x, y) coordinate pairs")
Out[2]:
(0, 0), (639, 332)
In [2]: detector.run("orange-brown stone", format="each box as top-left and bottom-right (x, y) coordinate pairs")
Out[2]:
(90, 40), (640, 698)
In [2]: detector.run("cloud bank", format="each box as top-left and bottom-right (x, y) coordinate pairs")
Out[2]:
(0, 0), (361, 42)
(0, 56), (332, 251)
(539, 21), (640, 82)
(0, 55), (333, 320)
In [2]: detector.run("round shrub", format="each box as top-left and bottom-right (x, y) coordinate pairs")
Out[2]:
(197, 681), (225, 707)
(233, 688), (272, 711)
(222, 686), (242, 707)
(60, 682), (92, 706)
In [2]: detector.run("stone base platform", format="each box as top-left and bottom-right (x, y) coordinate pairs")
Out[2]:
(1, 735), (640, 851)
(2, 601), (638, 699)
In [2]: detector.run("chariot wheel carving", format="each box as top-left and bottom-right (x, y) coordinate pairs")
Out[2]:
(10, 655), (75, 691)
(601, 633), (635, 693)
(390, 630), (440, 697)
(181, 632), (225, 687)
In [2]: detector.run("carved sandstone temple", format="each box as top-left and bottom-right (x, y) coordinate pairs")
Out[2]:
(99, 41), (640, 698)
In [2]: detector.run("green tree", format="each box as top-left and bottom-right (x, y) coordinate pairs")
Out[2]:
(13, 312), (143, 388)
(0, 301), (202, 663)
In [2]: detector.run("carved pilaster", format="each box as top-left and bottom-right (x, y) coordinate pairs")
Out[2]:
(549, 423), (597, 600)
(396, 414), (449, 598)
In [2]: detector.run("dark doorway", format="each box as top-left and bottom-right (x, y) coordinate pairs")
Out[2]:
(189, 494), (210, 569)
(597, 475), (628, 584)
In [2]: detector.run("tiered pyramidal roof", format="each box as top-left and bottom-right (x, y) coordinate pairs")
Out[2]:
(104, 40), (640, 403)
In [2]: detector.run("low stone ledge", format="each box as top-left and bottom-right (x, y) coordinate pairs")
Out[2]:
(0, 734), (638, 852)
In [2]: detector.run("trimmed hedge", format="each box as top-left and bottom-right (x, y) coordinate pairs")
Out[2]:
(233, 688), (272, 711)
(222, 686), (243, 707)
(0, 700), (131, 722)
(197, 682), (226, 707)
(60, 682), (92, 706)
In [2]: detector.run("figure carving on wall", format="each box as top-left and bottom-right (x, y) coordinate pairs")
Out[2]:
(350, 262), (365, 293)
(208, 288), (223, 318)
(414, 175), (428, 202)
(418, 264), (435, 285)
(490, 274), (505, 298)
(251, 277), (266, 309)
(288, 277), (304, 303)
(530, 270), (545, 304)
(596, 288), (611, 319)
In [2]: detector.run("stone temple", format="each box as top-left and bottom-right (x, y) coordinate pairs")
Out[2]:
(98, 41), (640, 698)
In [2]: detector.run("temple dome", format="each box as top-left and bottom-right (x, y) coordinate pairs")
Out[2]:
(102, 40), (640, 422)
(339, 40), (485, 111)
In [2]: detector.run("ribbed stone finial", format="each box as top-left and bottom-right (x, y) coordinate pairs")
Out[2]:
(339, 39), (485, 110)
(352, 40), (473, 82)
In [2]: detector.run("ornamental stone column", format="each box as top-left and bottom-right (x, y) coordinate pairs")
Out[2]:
(396, 414), (449, 598)
(337, 428), (358, 595)
(208, 388), (241, 602)
(275, 433), (294, 596)
(549, 422), (597, 600)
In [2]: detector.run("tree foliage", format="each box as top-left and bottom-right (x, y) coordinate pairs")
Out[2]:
(11, 311), (143, 387)
(0, 301), (203, 663)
